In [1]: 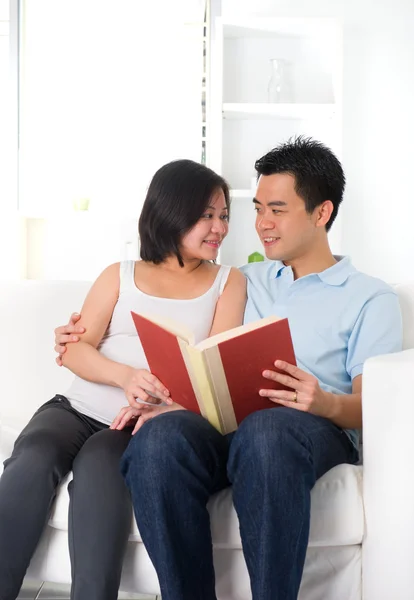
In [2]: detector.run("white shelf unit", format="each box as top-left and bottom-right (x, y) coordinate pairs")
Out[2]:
(223, 103), (337, 121)
(209, 16), (343, 267)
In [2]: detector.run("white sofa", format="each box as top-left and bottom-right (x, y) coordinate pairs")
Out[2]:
(0, 280), (413, 600)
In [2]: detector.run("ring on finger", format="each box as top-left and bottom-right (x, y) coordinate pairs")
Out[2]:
(292, 391), (298, 403)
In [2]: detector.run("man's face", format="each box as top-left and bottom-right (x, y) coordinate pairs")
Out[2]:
(254, 173), (328, 263)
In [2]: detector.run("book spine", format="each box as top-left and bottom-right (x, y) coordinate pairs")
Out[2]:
(178, 340), (224, 433)
(202, 346), (238, 434)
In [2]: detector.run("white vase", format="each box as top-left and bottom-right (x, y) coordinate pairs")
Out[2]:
(267, 58), (293, 103)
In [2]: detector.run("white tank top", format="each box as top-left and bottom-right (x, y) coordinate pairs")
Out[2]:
(66, 260), (232, 425)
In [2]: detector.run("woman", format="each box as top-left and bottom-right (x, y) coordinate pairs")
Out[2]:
(0, 159), (246, 600)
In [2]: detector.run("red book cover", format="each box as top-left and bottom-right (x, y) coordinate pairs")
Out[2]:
(216, 318), (296, 425)
(131, 312), (200, 413)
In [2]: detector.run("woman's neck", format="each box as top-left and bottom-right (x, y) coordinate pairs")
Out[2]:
(151, 257), (203, 275)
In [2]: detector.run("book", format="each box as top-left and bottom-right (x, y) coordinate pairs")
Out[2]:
(131, 311), (296, 434)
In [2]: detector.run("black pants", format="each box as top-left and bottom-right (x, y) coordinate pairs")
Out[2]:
(0, 395), (132, 600)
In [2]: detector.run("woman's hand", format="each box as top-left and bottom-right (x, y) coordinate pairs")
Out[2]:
(110, 402), (185, 435)
(122, 368), (173, 407)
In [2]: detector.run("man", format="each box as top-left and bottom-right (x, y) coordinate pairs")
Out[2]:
(55, 137), (402, 600)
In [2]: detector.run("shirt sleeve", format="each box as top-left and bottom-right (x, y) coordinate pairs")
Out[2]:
(346, 291), (403, 380)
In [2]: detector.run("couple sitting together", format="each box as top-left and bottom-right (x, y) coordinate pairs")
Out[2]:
(0, 137), (402, 600)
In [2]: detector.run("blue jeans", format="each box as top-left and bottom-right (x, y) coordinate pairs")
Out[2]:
(121, 407), (358, 600)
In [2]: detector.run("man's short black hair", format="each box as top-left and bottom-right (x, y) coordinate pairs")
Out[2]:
(139, 159), (230, 266)
(254, 136), (345, 231)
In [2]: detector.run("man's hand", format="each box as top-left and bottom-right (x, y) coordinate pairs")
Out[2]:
(122, 368), (173, 407)
(110, 402), (185, 435)
(259, 360), (336, 419)
(54, 313), (85, 366)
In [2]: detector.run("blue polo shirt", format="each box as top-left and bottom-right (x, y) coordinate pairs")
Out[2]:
(240, 256), (403, 448)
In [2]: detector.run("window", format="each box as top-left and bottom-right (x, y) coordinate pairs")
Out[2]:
(0, 0), (23, 281)
(17, 1), (206, 280)
(19, 1), (206, 219)
(0, 0), (16, 209)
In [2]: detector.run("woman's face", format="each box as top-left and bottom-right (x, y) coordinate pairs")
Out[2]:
(180, 189), (229, 262)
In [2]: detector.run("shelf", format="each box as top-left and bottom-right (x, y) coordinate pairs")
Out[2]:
(222, 18), (338, 39)
(230, 189), (253, 199)
(223, 103), (336, 121)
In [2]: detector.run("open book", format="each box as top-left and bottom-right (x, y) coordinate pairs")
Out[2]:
(131, 311), (296, 434)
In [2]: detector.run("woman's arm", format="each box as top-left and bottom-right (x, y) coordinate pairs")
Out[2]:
(209, 268), (247, 337)
(54, 313), (84, 366)
(61, 264), (171, 405)
(60, 263), (129, 387)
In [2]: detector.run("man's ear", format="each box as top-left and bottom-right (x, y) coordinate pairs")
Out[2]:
(316, 200), (334, 228)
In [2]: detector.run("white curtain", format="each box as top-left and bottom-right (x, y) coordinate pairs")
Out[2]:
(19, 0), (206, 217)
(0, 1), (25, 281)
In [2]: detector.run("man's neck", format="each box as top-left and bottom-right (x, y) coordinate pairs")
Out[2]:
(283, 248), (338, 280)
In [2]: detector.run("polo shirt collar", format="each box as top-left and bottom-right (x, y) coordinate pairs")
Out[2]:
(274, 261), (285, 279)
(273, 255), (354, 286)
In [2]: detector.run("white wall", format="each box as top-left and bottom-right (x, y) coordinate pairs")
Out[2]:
(25, 217), (139, 281)
(0, 215), (27, 280)
(223, 0), (414, 283)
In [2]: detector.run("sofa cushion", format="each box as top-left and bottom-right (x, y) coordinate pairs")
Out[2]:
(1, 425), (363, 549)
(48, 461), (364, 549)
(0, 280), (91, 425)
(1, 417), (364, 552)
(49, 465), (364, 548)
(208, 463), (363, 549)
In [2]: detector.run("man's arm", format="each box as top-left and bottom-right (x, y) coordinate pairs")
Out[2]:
(260, 290), (402, 429)
(328, 375), (362, 429)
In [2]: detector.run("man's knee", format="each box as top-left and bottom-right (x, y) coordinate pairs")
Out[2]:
(121, 411), (210, 480)
(229, 408), (311, 473)
(234, 407), (307, 443)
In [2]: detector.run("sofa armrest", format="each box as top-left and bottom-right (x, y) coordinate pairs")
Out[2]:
(0, 421), (23, 468)
(362, 349), (414, 600)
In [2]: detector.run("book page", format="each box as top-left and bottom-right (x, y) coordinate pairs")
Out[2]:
(181, 343), (224, 433)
